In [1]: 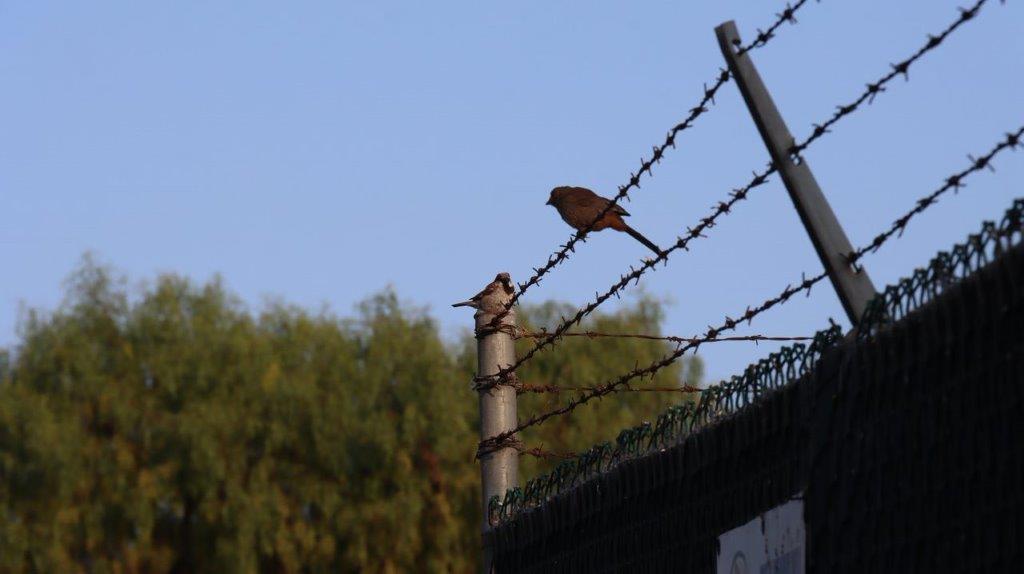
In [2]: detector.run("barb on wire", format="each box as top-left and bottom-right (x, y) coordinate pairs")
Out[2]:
(514, 329), (814, 345)
(484, 0), (818, 331)
(475, 0), (1001, 392)
(479, 122), (1019, 455)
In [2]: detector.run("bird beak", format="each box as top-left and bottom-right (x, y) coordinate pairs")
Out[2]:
(545, 199), (552, 206)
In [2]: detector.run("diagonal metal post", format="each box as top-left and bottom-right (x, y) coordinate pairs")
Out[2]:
(716, 21), (877, 325)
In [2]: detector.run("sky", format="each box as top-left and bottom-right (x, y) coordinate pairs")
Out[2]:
(2, 1), (1022, 381)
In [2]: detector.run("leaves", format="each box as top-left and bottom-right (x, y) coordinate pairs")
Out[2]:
(0, 258), (700, 572)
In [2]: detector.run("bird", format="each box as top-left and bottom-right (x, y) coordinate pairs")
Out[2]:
(452, 272), (515, 314)
(546, 186), (662, 255)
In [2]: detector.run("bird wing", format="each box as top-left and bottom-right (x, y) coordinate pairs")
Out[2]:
(599, 196), (630, 217)
(471, 281), (498, 301)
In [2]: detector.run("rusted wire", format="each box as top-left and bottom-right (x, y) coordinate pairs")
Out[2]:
(481, 122), (1021, 457)
(474, 372), (702, 395)
(515, 329), (814, 345)
(518, 383), (703, 395)
(472, 372), (521, 392)
(490, 327), (843, 516)
(475, 0), (1000, 393)
(482, 0), (817, 332)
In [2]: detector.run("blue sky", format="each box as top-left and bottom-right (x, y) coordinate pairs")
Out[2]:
(2, 1), (1022, 381)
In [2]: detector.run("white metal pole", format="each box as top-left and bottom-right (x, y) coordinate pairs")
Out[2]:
(475, 301), (518, 573)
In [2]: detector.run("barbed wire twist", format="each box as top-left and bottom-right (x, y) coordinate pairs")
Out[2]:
(514, 328), (814, 345)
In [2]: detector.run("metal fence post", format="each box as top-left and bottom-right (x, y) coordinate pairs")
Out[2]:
(475, 291), (518, 573)
(715, 21), (878, 325)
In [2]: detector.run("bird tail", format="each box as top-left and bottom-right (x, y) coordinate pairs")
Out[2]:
(451, 300), (474, 308)
(622, 224), (662, 256)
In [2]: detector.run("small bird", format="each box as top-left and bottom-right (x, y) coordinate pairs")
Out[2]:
(546, 186), (662, 255)
(452, 272), (515, 314)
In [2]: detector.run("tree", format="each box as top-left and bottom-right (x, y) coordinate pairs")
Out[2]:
(0, 259), (701, 572)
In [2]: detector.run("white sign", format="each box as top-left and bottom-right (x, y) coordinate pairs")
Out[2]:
(716, 497), (805, 574)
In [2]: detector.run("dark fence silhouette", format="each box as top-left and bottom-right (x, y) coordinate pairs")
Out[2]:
(488, 198), (1024, 572)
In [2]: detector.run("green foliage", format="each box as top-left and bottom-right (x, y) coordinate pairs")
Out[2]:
(0, 259), (701, 573)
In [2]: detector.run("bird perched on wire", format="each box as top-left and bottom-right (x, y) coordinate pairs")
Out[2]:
(546, 186), (662, 255)
(452, 272), (515, 314)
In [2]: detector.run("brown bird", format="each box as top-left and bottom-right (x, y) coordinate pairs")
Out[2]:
(546, 186), (662, 255)
(452, 272), (515, 314)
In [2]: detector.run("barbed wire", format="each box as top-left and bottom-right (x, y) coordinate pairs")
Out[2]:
(858, 197), (1024, 337)
(515, 445), (576, 460)
(517, 382), (702, 395)
(495, 194), (1024, 512)
(849, 127), (1023, 263)
(514, 329), (814, 345)
(482, 0), (817, 332)
(489, 325), (844, 521)
(480, 122), (1021, 458)
(478, 272), (827, 456)
(474, 0), (1000, 393)
(790, 0), (994, 158)
(472, 165), (775, 392)
(473, 371), (702, 394)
